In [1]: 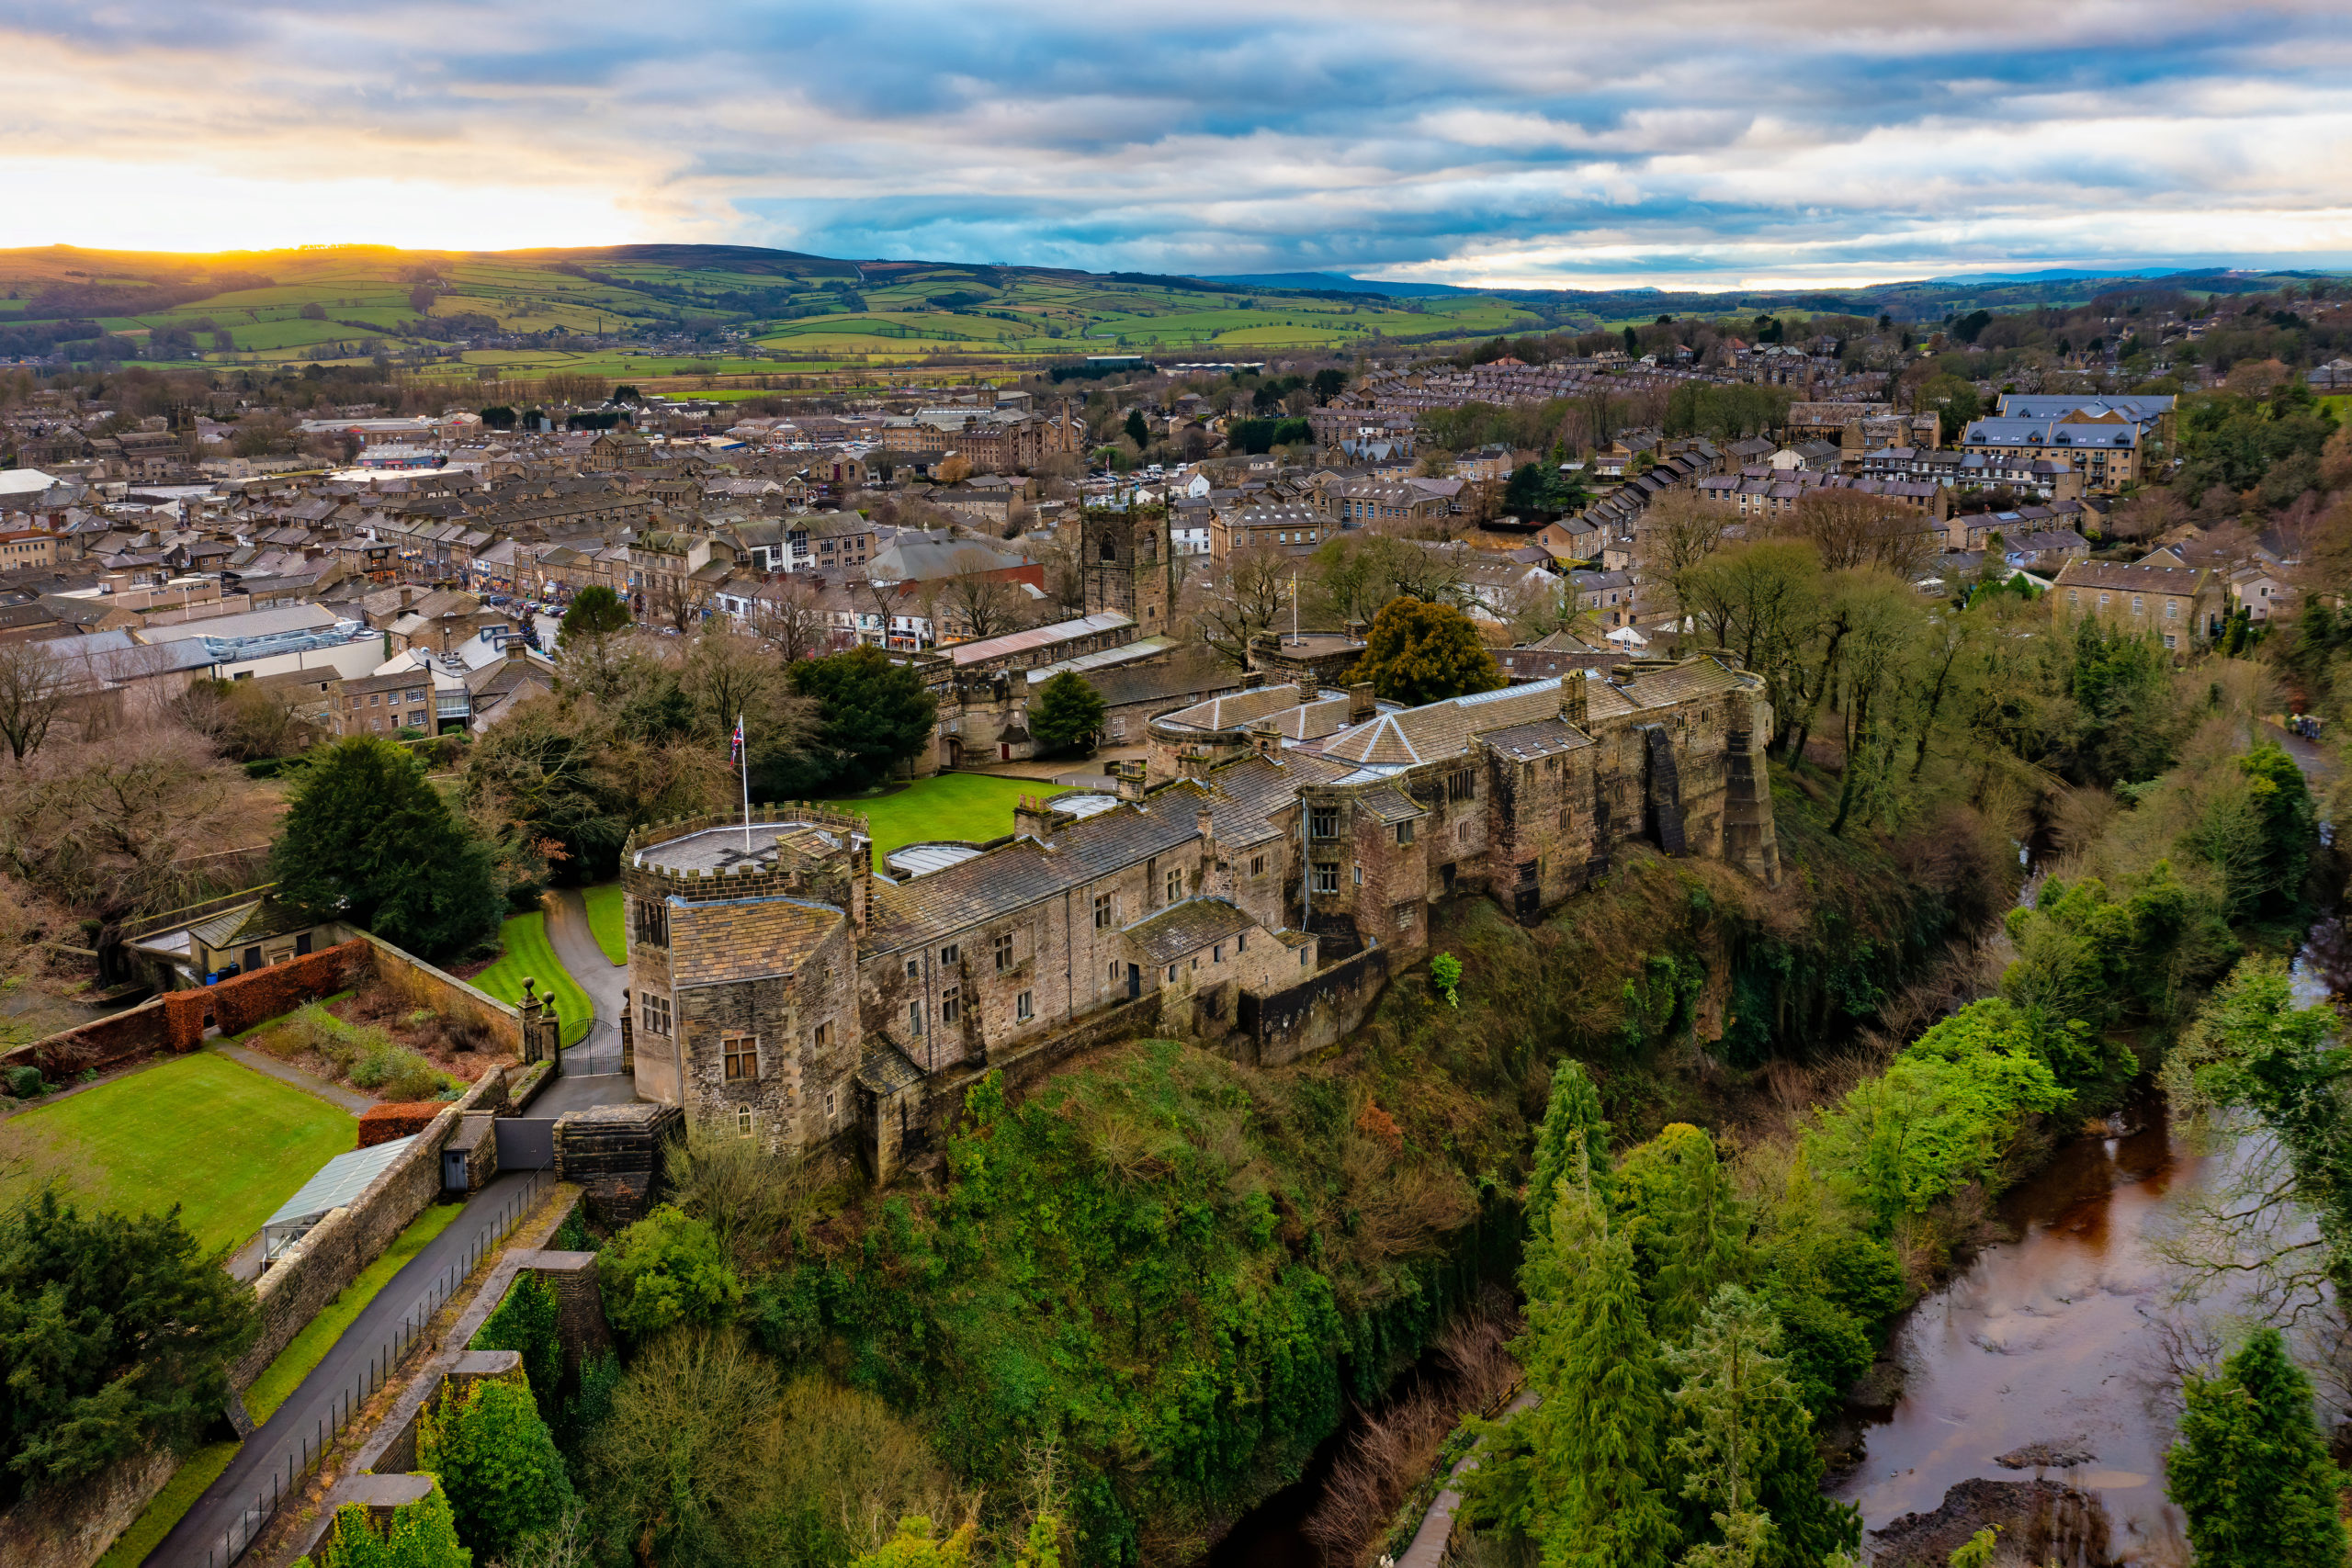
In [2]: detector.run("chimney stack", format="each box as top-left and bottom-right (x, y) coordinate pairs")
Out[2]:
(1295, 680), (1318, 707)
(1347, 682), (1375, 722)
(1562, 669), (1590, 731)
(1113, 758), (1148, 802)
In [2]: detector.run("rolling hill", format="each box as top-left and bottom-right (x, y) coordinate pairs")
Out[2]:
(0, 243), (2333, 382)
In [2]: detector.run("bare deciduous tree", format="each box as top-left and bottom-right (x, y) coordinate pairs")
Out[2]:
(1780, 491), (1936, 578)
(0, 641), (72, 762)
(931, 549), (1035, 642)
(1635, 490), (1736, 620)
(1181, 546), (1294, 669)
(746, 575), (833, 663)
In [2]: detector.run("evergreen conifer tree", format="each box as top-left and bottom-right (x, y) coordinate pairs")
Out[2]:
(271, 736), (502, 961)
(1644, 1125), (1751, 1343)
(1521, 1179), (1679, 1568)
(1029, 671), (1107, 755)
(2165, 1327), (2349, 1568)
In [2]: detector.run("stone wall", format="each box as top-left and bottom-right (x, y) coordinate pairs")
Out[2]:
(3, 928), (520, 1089)
(0, 1449), (177, 1568)
(908, 987), (1165, 1156)
(555, 1102), (681, 1225)
(231, 1066), (510, 1389)
(1241, 946), (1392, 1069)
(356, 932), (524, 1055)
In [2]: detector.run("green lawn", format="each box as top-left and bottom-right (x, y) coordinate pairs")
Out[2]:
(0, 1054), (356, 1255)
(469, 911), (594, 1045)
(582, 883), (628, 965)
(828, 773), (1071, 863)
(96, 1200), (466, 1568)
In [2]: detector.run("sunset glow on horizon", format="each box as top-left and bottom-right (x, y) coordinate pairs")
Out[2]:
(4, 1), (2350, 286)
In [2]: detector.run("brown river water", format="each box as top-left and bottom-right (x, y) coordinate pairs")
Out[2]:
(1835, 938), (2339, 1565)
(1832, 1104), (2203, 1562)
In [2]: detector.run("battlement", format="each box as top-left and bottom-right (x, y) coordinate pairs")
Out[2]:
(624, 802), (869, 874)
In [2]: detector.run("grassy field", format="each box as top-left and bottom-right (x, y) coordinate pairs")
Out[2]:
(0, 243), (1548, 379)
(95, 1200), (466, 1568)
(582, 883), (627, 965)
(469, 911), (594, 1045)
(829, 773), (1072, 863)
(0, 1053), (356, 1256)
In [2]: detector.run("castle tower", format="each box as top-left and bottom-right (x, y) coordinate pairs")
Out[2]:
(1081, 507), (1172, 632)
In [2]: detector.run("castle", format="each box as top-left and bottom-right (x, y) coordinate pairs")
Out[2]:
(619, 639), (1781, 1179)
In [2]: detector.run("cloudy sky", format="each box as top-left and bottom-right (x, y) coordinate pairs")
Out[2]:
(6, 0), (2350, 288)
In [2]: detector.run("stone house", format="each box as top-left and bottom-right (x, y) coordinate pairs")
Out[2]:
(2050, 560), (2222, 649)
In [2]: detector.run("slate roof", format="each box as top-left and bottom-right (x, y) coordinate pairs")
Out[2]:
(665, 897), (843, 987)
(188, 895), (317, 951)
(864, 752), (1350, 952)
(1249, 693), (1365, 742)
(1353, 785), (1426, 823)
(856, 1042), (926, 1095)
(2052, 560), (2208, 595)
(1123, 897), (1260, 965)
(1157, 685), (1323, 733)
(1312, 658), (1743, 773)
(1478, 718), (1595, 761)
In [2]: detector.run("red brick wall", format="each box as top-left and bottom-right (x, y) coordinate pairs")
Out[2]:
(357, 1102), (446, 1148)
(0, 998), (173, 1079)
(159, 940), (372, 1049)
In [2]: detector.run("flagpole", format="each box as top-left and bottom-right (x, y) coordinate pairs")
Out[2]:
(739, 712), (752, 851)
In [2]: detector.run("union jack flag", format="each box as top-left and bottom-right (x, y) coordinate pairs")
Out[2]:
(730, 716), (744, 770)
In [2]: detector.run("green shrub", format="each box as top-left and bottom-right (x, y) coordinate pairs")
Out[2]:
(595, 1205), (741, 1339)
(4, 1065), (44, 1098)
(470, 1273), (561, 1424)
(1806, 998), (2071, 1230)
(417, 1376), (571, 1559)
(253, 1002), (451, 1100)
(312, 1483), (470, 1568)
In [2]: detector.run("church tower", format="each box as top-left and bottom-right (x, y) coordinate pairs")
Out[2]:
(1080, 506), (1172, 631)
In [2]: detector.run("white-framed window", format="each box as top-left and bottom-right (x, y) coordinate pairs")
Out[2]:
(640, 994), (671, 1035)
(1354, 864), (1363, 886)
(823, 1089), (836, 1120)
(908, 1000), (923, 1035)
(1015, 990), (1034, 1021)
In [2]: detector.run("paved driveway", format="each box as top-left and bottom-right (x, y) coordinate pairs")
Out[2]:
(543, 888), (626, 1077)
(152, 1173), (546, 1568)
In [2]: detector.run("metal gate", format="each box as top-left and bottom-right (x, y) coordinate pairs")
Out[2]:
(495, 1118), (556, 1170)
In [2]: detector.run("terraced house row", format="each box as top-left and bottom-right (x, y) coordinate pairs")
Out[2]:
(616, 650), (1781, 1179)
